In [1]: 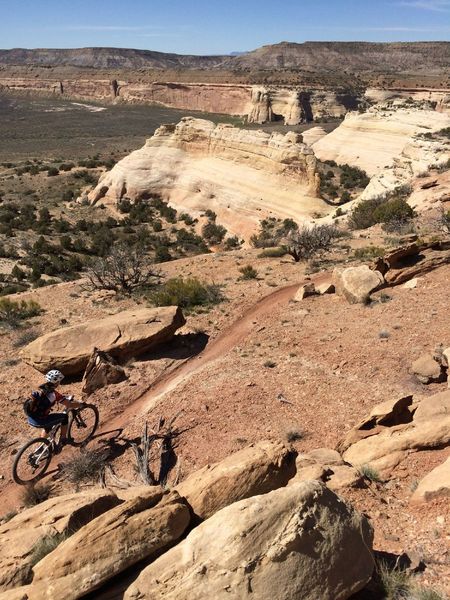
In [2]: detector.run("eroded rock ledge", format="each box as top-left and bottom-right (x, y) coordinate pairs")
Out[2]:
(89, 117), (325, 239)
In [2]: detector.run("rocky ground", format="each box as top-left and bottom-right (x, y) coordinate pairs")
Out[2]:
(0, 229), (449, 594)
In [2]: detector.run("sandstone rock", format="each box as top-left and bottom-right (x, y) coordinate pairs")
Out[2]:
(21, 306), (185, 375)
(0, 489), (121, 592)
(293, 283), (317, 301)
(175, 440), (296, 520)
(373, 240), (450, 286)
(338, 390), (450, 474)
(290, 448), (362, 492)
(88, 117), (324, 241)
(316, 281), (335, 295)
(333, 265), (384, 304)
(313, 103), (450, 177)
(403, 277), (418, 289)
(441, 347), (450, 369)
(30, 489), (190, 600)
(411, 455), (450, 503)
(411, 353), (444, 384)
(125, 482), (374, 600)
(82, 347), (127, 395)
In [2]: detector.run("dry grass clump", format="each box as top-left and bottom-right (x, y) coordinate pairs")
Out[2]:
(61, 448), (108, 487)
(21, 483), (52, 507)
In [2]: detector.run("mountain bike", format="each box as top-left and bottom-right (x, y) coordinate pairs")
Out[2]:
(12, 403), (99, 485)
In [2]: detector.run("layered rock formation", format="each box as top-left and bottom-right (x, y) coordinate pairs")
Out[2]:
(21, 306), (186, 375)
(0, 76), (358, 123)
(313, 102), (450, 177)
(89, 117), (325, 239)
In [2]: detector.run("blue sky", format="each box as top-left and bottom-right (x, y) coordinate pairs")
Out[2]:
(1, 0), (450, 54)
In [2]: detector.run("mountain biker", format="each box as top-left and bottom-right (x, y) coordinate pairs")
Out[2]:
(25, 369), (84, 451)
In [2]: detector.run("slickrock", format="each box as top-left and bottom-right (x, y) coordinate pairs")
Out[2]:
(333, 265), (384, 304)
(338, 391), (450, 474)
(175, 440), (296, 520)
(313, 103), (450, 177)
(88, 117), (325, 239)
(0, 490), (121, 592)
(29, 489), (190, 600)
(411, 455), (450, 503)
(125, 481), (374, 600)
(20, 306), (185, 375)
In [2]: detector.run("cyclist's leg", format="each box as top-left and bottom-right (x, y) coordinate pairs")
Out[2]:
(28, 413), (68, 441)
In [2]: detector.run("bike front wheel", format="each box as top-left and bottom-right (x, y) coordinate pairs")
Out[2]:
(12, 437), (52, 485)
(68, 404), (99, 446)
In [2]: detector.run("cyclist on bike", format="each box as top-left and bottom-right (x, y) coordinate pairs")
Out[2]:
(24, 369), (84, 451)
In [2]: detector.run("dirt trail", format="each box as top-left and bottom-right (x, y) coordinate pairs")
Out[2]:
(1, 274), (327, 511)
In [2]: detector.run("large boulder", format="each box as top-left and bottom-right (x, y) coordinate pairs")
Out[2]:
(337, 390), (450, 474)
(20, 306), (186, 375)
(411, 455), (450, 504)
(333, 265), (384, 304)
(175, 441), (296, 520)
(0, 489), (121, 592)
(125, 481), (374, 600)
(28, 489), (190, 600)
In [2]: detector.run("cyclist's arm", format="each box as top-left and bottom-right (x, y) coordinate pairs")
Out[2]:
(59, 395), (84, 409)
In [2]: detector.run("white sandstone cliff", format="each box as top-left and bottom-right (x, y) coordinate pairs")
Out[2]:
(89, 117), (325, 239)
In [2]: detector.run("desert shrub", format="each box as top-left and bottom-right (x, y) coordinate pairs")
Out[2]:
(47, 166), (59, 177)
(376, 561), (411, 600)
(73, 169), (97, 185)
(61, 448), (109, 486)
(179, 212), (195, 226)
(285, 428), (304, 443)
(12, 328), (39, 348)
(149, 277), (224, 310)
(358, 464), (381, 482)
(59, 162), (75, 172)
(283, 224), (340, 262)
(11, 265), (26, 281)
(223, 235), (241, 250)
(442, 210), (450, 232)
(340, 190), (351, 203)
(340, 164), (370, 189)
(152, 219), (163, 232)
(30, 532), (69, 566)
(86, 243), (160, 294)
(263, 360), (277, 368)
(239, 265), (258, 280)
(375, 198), (415, 225)
(154, 245), (172, 263)
(21, 483), (52, 507)
(0, 298), (42, 327)
(175, 229), (209, 254)
(202, 221), (227, 245)
(353, 246), (385, 259)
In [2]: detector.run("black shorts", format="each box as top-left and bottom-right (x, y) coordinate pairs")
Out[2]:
(28, 412), (68, 433)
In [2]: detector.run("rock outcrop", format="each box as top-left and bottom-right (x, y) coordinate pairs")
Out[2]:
(28, 489), (190, 600)
(338, 391), (450, 473)
(289, 448), (363, 492)
(0, 489), (121, 592)
(411, 353), (445, 384)
(125, 481), (374, 600)
(333, 265), (384, 304)
(82, 347), (128, 395)
(21, 306), (185, 375)
(411, 455), (450, 503)
(313, 102), (450, 177)
(175, 440), (296, 520)
(373, 240), (450, 286)
(89, 117), (324, 239)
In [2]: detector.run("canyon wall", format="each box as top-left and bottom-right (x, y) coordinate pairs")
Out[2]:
(88, 117), (325, 239)
(0, 77), (359, 123)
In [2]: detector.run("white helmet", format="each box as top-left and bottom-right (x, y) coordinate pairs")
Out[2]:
(46, 369), (64, 385)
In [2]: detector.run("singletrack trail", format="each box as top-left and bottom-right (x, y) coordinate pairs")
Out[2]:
(1, 274), (328, 510)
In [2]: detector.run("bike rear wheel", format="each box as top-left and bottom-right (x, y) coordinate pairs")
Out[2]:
(68, 404), (99, 446)
(12, 437), (52, 485)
